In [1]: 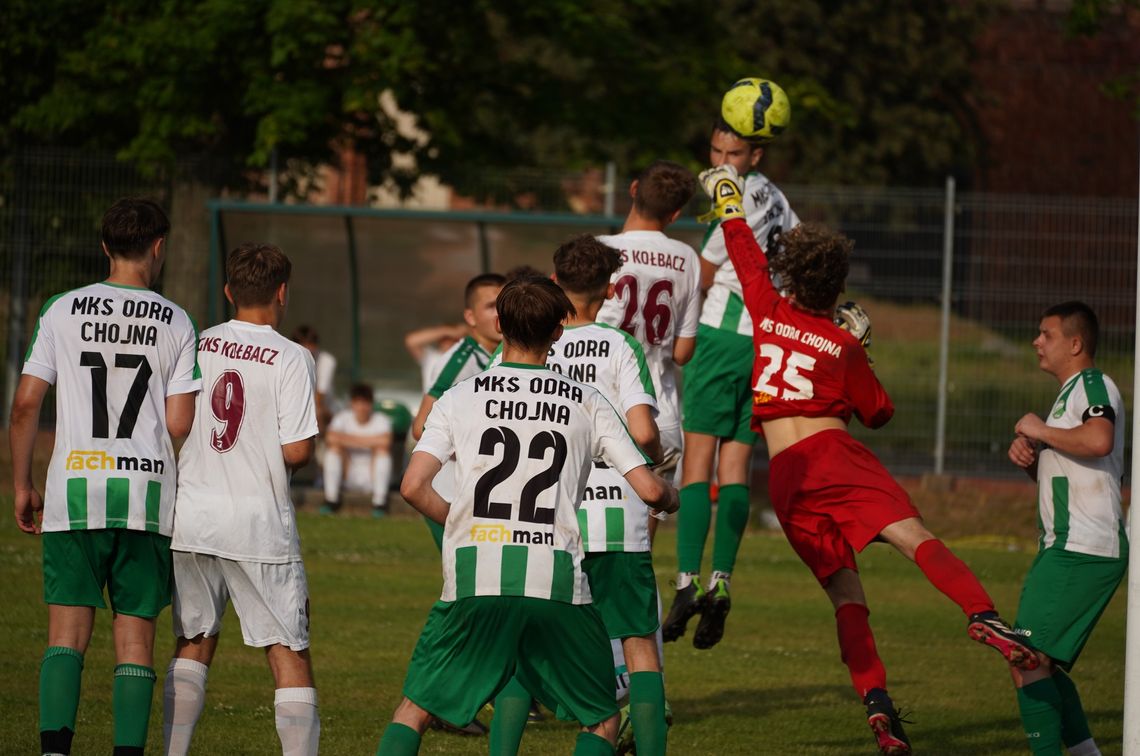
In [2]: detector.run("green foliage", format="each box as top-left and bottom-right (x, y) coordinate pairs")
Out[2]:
(2, 0), (997, 197)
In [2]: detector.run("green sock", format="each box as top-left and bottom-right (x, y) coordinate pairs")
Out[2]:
(1017, 678), (1064, 755)
(424, 516), (444, 552)
(574, 730), (616, 756)
(1052, 669), (1093, 747)
(376, 722), (421, 756)
(711, 484), (750, 574)
(40, 646), (84, 752)
(113, 663), (156, 749)
(677, 483), (712, 574)
(489, 676), (531, 755)
(628, 671), (667, 756)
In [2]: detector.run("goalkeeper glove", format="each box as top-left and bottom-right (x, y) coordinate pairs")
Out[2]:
(833, 301), (872, 348)
(697, 165), (745, 222)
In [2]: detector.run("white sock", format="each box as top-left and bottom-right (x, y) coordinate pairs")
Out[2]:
(323, 452), (343, 503)
(371, 453), (392, 506)
(1068, 738), (1101, 756)
(275, 687), (320, 756)
(676, 572), (698, 590)
(163, 658), (209, 756)
(708, 570), (731, 590)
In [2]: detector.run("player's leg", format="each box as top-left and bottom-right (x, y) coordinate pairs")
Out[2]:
(378, 698), (434, 755)
(371, 450), (393, 516)
(694, 437), (754, 649)
(877, 517), (1036, 669)
(108, 529), (172, 754)
(267, 645), (320, 756)
(321, 445), (346, 513)
(42, 605), (96, 756)
(663, 431), (716, 641)
(166, 551), (228, 755)
(621, 636), (666, 756)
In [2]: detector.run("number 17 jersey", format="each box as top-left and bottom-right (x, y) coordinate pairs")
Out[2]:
(21, 282), (201, 535)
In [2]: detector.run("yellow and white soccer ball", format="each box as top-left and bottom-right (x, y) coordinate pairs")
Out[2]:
(720, 77), (791, 143)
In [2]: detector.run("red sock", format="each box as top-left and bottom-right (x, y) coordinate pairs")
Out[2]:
(835, 603), (887, 700)
(914, 539), (994, 617)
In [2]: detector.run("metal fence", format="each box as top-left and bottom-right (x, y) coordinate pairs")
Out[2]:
(2, 150), (1136, 478)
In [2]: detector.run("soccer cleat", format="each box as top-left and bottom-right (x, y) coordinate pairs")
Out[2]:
(864, 689), (911, 755)
(371, 506), (388, 519)
(967, 611), (1040, 670)
(692, 578), (731, 649)
(319, 501), (337, 515)
(527, 700), (545, 723)
(661, 581), (705, 643)
(428, 716), (488, 736)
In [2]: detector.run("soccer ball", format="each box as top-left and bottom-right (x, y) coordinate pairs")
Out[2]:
(720, 77), (791, 143)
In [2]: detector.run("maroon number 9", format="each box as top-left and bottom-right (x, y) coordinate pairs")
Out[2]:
(209, 369), (246, 452)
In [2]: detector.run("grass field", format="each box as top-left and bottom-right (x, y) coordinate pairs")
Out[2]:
(0, 497), (1126, 755)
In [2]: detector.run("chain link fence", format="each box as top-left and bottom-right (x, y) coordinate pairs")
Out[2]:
(2, 149), (1135, 478)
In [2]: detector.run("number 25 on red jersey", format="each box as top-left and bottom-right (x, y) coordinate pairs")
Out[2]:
(753, 343), (816, 401)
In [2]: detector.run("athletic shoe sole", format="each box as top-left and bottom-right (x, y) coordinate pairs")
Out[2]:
(868, 713), (911, 755)
(692, 596), (729, 649)
(967, 621), (1040, 670)
(661, 587), (703, 642)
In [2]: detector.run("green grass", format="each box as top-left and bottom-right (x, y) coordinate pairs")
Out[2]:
(0, 505), (1126, 755)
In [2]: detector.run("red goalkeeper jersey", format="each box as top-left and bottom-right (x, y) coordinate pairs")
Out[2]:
(720, 219), (893, 430)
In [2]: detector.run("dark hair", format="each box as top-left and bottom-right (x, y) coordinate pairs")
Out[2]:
(349, 383), (374, 403)
(504, 264), (546, 281)
(633, 160), (697, 224)
(769, 223), (852, 312)
(464, 273), (507, 308)
(292, 325), (319, 346)
(101, 198), (170, 259)
(1043, 301), (1099, 358)
(552, 234), (622, 296)
(496, 275), (575, 352)
(226, 243), (292, 308)
(711, 116), (765, 147)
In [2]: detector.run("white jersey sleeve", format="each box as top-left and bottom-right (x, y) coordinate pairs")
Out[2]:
(589, 390), (649, 476)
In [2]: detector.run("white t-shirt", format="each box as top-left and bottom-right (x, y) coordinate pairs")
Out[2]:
(315, 350), (336, 396)
(173, 320), (318, 563)
(596, 230), (701, 436)
(329, 407), (392, 483)
(22, 282), (201, 535)
(414, 363), (649, 603)
(1036, 368), (1127, 558)
(700, 171), (799, 336)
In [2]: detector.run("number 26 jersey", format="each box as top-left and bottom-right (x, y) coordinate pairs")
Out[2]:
(21, 282), (201, 535)
(173, 320), (318, 563)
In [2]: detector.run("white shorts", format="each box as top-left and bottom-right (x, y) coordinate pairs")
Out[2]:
(172, 552), (311, 651)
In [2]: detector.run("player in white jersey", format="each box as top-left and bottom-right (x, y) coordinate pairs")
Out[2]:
(321, 383), (394, 517)
(411, 273), (505, 550)
(596, 159), (700, 469)
(488, 236), (669, 755)
(403, 322), (467, 394)
(292, 325), (337, 432)
(9, 198), (200, 755)
(375, 275), (679, 756)
(664, 117), (800, 650)
(164, 243), (321, 755)
(1005, 302), (1126, 756)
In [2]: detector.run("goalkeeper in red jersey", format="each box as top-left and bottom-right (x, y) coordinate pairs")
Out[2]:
(697, 165), (1039, 756)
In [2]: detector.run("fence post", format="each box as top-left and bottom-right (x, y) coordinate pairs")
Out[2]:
(934, 175), (956, 475)
(1123, 143), (1140, 756)
(3, 155), (31, 426)
(344, 213), (361, 383)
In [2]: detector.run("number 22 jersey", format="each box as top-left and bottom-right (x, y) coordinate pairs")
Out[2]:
(21, 282), (201, 535)
(173, 320), (319, 563)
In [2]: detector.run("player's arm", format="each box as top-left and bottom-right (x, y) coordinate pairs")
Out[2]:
(166, 392), (197, 439)
(622, 465), (680, 514)
(9, 375), (50, 534)
(672, 335), (696, 366)
(625, 404), (663, 466)
(1014, 412), (1114, 459)
(400, 451), (448, 524)
(845, 345), (894, 429)
(282, 438), (316, 469)
(404, 324), (465, 363)
(329, 430), (391, 452)
(411, 394), (435, 441)
(698, 257), (717, 292)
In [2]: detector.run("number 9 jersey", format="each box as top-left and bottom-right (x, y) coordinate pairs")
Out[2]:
(172, 320), (319, 563)
(21, 283), (201, 535)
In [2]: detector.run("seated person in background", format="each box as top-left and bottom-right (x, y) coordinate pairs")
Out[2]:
(321, 383), (393, 518)
(292, 325), (337, 433)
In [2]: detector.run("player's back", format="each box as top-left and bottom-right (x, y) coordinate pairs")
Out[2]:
(173, 319), (318, 563)
(23, 282), (200, 535)
(417, 363), (648, 603)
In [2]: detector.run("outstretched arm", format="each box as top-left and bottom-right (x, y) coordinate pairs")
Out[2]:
(10, 375), (49, 534)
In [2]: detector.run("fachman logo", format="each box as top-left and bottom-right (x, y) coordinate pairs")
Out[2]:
(65, 449), (165, 474)
(470, 524), (554, 546)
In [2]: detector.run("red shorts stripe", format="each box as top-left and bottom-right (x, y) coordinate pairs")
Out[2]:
(768, 429), (920, 584)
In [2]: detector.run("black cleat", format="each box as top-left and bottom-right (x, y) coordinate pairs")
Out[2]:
(661, 581), (705, 643)
(864, 689), (911, 755)
(968, 611), (1040, 670)
(692, 578), (730, 649)
(428, 716), (488, 736)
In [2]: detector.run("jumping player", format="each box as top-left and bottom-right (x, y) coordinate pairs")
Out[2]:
(1005, 301), (1126, 756)
(376, 275), (679, 756)
(164, 243), (321, 754)
(9, 198), (201, 755)
(698, 165), (1038, 755)
(663, 118), (800, 649)
(596, 159), (701, 469)
(489, 236), (668, 755)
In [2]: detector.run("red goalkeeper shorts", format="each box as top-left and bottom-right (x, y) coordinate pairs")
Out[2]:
(768, 429), (920, 585)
